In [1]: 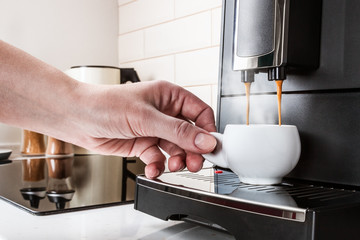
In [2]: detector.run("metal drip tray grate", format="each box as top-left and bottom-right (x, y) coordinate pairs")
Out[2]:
(135, 168), (360, 228)
(176, 171), (356, 203)
(137, 167), (360, 222)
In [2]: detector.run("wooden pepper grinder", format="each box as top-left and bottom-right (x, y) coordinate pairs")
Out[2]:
(46, 136), (74, 156)
(21, 130), (46, 156)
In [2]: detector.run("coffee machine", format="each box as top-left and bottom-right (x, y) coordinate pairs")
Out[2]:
(135, 0), (360, 239)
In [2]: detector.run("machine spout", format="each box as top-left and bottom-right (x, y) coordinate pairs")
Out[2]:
(268, 66), (286, 81)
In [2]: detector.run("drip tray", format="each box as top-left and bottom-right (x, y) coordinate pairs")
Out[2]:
(176, 170), (359, 207)
(136, 168), (360, 222)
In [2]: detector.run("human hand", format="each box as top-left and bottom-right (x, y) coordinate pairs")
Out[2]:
(72, 80), (217, 179)
(0, 41), (216, 179)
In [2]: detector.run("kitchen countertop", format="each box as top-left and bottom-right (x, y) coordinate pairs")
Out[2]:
(0, 146), (234, 239)
(0, 200), (235, 239)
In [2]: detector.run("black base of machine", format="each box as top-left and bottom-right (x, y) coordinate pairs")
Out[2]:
(135, 168), (360, 240)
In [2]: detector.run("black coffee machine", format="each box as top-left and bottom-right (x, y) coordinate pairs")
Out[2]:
(135, 0), (360, 239)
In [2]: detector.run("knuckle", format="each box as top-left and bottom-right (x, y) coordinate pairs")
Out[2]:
(174, 121), (193, 139)
(154, 80), (171, 90)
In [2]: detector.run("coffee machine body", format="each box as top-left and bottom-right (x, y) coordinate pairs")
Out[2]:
(218, 0), (360, 186)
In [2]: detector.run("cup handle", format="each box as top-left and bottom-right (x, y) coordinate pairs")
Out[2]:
(202, 132), (229, 168)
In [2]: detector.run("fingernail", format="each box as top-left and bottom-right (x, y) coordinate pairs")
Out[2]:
(195, 133), (217, 151)
(152, 169), (160, 178)
(146, 168), (160, 179)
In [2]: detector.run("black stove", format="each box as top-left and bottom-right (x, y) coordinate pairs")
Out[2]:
(135, 168), (360, 239)
(0, 155), (145, 215)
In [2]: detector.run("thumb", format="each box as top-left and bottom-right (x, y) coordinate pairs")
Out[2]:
(149, 113), (217, 154)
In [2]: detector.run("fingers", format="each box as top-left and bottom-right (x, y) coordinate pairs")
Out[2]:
(137, 81), (217, 154)
(90, 136), (204, 179)
(128, 138), (204, 178)
(185, 151), (204, 172)
(159, 139), (186, 172)
(92, 137), (167, 179)
(159, 139), (204, 173)
(137, 141), (166, 179)
(149, 112), (217, 154)
(154, 81), (217, 132)
(110, 81), (216, 155)
(181, 96), (217, 132)
(144, 163), (164, 179)
(87, 81), (218, 178)
(136, 139), (204, 178)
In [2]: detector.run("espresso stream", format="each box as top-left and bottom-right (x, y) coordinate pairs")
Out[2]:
(244, 80), (283, 125)
(244, 82), (251, 125)
(276, 80), (283, 126)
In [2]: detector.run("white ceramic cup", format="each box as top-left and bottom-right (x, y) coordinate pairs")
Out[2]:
(203, 124), (301, 185)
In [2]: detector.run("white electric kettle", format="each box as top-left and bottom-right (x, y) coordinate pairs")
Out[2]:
(65, 65), (140, 85)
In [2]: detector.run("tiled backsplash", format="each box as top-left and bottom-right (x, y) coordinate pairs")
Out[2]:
(118, 0), (222, 115)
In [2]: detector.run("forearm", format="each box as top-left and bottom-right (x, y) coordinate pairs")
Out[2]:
(0, 40), (85, 140)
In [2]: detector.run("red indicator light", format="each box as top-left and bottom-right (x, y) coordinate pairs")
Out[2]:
(215, 170), (223, 174)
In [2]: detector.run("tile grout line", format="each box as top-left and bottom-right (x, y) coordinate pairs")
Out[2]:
(119, 45), (220, 65)
(182, 83), (218, 88)
(117, 0), (137, 7)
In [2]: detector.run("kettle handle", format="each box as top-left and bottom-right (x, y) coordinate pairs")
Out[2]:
(120, 68), (141, 84)
(203, 132), (229, 168)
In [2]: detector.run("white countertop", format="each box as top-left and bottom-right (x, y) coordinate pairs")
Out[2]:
(0, 200), (235, 240)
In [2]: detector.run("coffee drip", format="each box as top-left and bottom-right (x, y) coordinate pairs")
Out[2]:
(244, 82), (251, 125)
(244, 80), (283, 126)
(276, 80), (283, 126)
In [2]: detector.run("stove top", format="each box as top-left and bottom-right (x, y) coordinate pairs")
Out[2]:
(0, 155), (145, 215)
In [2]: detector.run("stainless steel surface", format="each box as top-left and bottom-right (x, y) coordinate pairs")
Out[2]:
(0, 155), (145, 215)
(233, 0), (288, 70)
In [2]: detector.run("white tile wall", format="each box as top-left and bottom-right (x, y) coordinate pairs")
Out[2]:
(212, 7), (222, 45)
(119, 0), (174, 34)
(118, 0), (223, 118)
(174, 0), (222, 18)
(175, 47), (219, 86)
(118, 30), (144, 62)
(144, 12), (212, 58)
